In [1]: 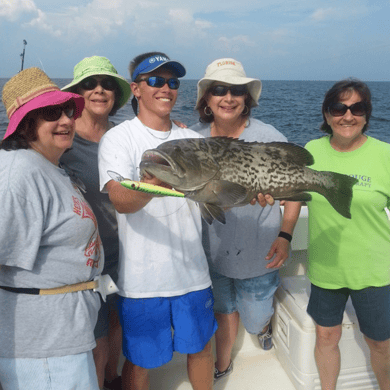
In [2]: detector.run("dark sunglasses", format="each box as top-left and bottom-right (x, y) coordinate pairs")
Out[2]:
(38, 102), (76, 122)
(328, 102), (367, 117)
(80, 77), (117, 91)
(209, 84), (248, 97)
(138, 76), (180, 90)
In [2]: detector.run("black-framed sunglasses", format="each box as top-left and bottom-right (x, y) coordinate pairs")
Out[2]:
(80, 77), (117, 91)
(209, 84), (248, 97)
(328, 102), (367, 117)
(137, 76), (180, 90)
(37, 101), (76, 122)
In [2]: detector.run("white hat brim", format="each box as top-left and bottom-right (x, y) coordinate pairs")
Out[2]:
(195, 76), (262, 109)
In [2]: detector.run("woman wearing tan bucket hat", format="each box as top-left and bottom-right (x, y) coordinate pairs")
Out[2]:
(61, 56), (131, 390)
(0, 68), (103, 389)
(192, 58), (300, 382)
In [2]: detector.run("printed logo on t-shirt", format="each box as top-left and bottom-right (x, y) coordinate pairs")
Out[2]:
(350, 173), (371, 188)
(72, 196), (102, 268)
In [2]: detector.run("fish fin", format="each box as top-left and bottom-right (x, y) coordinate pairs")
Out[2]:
(185, 181), (248, 206)
(199, 204), (214, 225)
(211, 181), (248, 205)
(199, 203), (226, 225)
(316, 172), (358, 219)
(107, 170), (126, 182)
(260, 142), (315, 166)
(209, 138), (315, 166)
(274, 193), (312, 202)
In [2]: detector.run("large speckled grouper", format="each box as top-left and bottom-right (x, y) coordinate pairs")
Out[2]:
(139, 137), (358, 224)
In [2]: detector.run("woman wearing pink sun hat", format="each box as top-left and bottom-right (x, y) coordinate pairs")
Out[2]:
(0, 68), (104, 390)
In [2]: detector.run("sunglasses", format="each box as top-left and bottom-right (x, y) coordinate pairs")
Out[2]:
(138, 76), (180, 90)
(80, 77), (117, 91)
(328, 102), (367, 117)
(209, 85), (248, 97)
(37, 102), (76, 122)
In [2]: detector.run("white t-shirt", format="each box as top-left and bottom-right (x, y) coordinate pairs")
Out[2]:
(98, 117), (211, 298)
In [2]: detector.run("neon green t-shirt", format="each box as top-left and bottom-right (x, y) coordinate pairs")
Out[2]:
(305, 136), (390, 290)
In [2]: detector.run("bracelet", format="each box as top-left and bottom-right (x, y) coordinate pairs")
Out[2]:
(278, 231), (292, 242)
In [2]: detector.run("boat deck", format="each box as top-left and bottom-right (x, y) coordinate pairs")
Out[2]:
(146, 327), (296, 390)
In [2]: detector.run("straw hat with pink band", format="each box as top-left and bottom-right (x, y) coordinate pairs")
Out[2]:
(2, 67), (85, 140)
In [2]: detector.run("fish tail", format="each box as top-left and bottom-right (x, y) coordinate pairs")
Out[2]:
(318, 172), (358, 219)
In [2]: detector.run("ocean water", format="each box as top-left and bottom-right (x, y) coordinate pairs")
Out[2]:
(1, 79), (389, 146)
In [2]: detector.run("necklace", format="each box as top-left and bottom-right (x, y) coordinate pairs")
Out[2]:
(140, 120), (172, 140)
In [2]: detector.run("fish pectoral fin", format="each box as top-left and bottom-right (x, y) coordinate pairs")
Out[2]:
(210, 180), (248, 206)
(275, 192), (312, 202)
(199, 203), (226, 225)
(184, 180), (247, 206)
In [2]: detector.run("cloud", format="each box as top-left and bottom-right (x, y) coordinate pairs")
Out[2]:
(310, 3), (369, 23)
(165, 8), (213, 44)
(5, 0), (211, 45)
(266, 28), (293, 44)
(310, 7), (338, 22)
(24, 8), (63, 37)
(19, 0), (137, 42)
(217, 35), (256, 52)
(0, 0), (37, 21)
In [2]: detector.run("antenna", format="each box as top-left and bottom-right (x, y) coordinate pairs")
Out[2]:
(20, 40), (27, 72)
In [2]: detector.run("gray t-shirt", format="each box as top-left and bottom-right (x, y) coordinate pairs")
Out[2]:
(61, 132), (119, 280)
(0, 149), (103, 358)
(192, 118), (287, 279)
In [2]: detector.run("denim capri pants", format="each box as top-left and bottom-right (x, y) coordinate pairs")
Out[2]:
(210, 269), (280, 334)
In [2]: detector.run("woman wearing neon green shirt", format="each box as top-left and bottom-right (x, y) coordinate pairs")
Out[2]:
(301, 79), (390, 390)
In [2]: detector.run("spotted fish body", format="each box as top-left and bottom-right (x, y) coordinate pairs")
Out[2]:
(140, 137), (358, 224)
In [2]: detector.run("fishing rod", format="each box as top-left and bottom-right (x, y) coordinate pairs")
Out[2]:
(20, 40), (27, 72)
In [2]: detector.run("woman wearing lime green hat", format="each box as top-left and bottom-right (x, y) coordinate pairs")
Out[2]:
(61, 56), (131, 390)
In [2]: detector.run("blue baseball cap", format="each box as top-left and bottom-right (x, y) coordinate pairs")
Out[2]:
(132, 55), (186, 81)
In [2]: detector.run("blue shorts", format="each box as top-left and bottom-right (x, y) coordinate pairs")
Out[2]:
(210, 269), (280, 334)
(307, 283), (390, 341)
(0, 351), (99, 390)
(118, 287), (218, 369)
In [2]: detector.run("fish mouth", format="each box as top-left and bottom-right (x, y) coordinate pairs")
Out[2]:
(140, 150), (186, 179)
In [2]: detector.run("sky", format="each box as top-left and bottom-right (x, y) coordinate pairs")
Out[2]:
(1, 0), (390, 81)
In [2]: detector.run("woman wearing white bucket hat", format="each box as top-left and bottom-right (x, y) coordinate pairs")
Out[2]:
(192, 58), (300, 382)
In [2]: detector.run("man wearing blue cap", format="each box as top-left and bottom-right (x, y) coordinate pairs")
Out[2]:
(98, 52), (217, 390)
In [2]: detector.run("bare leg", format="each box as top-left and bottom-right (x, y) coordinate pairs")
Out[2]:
(214, 311), (240, 372)
(187, 340), (214, 390)
(364, 336), (390, 390)
(314, 324), (342, 390)
(93, 336), (109, 389)
(105, 310), (122, 381)
(122, 359), (149, 390)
